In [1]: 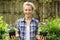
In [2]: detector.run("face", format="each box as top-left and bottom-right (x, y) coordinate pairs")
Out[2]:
(23, 5), (33, 17)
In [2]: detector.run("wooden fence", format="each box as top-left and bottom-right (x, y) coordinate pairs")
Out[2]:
(0, 0), (60, 24)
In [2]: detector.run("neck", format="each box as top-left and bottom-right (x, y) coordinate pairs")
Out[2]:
(25, 16), (32, 20)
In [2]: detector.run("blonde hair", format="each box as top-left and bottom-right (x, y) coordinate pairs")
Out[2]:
(23, 2), (36, 11)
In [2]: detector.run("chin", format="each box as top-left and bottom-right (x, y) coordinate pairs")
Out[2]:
(26, 15), (30, 16)
(27, 16), (30, 18)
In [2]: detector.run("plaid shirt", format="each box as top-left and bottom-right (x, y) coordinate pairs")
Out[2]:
(16, 18), (39, 40)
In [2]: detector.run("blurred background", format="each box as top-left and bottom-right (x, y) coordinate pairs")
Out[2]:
(0, 0), (60, 24)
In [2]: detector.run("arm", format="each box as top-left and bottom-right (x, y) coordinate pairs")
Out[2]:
(16, 29), (20, 38)
(35, 26), (40, 40)
(15, 20), (20, 38)
(35, 20), (40, 40)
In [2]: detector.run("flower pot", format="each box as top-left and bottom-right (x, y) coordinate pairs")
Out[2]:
(39, 31), (48, 36)
(9, 29), (16, 38)
(43, 32), (48, 36)
(39, 31), (43, 35)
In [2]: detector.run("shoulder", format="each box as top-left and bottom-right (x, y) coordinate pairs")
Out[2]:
(15, 18), (24, 26)
(16, 18), (24, 24)
(33, 18), (39, 22)
(16, 18), (24, 23)
(32, 18), (39, 23)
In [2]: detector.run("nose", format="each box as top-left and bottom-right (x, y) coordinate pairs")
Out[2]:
(26, 11), (30, 13)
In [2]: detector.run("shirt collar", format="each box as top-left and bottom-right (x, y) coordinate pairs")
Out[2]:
(21, 18), (35, 22)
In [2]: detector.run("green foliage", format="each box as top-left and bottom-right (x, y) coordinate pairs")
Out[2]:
(0, 16), (8, 39)
(0, 16), (19, 40)
(38, 22), (48, 34)
(38, 18), (60, 40)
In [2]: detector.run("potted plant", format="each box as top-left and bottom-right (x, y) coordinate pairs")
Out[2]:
(9, 29), (16, 39)
(7, 24), (18, 40)
(38, 22), (48, 36)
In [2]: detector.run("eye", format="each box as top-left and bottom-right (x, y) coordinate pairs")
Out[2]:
(25, 9), (27, 11)
(28, 9), (31, 11)
(24, 9), (32, 11)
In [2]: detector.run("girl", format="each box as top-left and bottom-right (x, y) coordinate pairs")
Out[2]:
(16, 2), (40, 40)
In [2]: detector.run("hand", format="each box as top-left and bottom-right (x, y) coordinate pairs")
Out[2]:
(36, 35), (40, 40)
(40, 35), (46, 40)
(16, 34), (20, 38)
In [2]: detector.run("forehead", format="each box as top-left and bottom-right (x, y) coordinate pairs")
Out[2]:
(23, 5), (32, 9)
